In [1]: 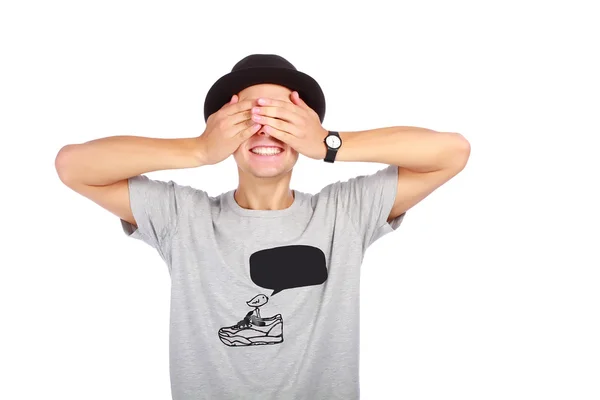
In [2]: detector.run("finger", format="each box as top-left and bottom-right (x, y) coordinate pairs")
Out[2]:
(256, 97), (300, 115)
(235, 122), (262, 141)
(231, 116), (257, 133)
(251, 114), (299, 136)
(252, 105), (302, 125)
(219, 94), (237, 110)
(228, 109), (254, 126)
(208, 96), (239, 122)
(220, 99), (255, 125)
(261, 124), (296, 147)
(290, 91), (309, 109)
(225, 98), (258, 116)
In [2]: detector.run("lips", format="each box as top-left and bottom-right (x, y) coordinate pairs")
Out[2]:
(249, 145), (284, 150)
(249, 145), (285, 158)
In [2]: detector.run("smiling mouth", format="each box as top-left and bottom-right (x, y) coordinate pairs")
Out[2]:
(249, 146), (284, 156)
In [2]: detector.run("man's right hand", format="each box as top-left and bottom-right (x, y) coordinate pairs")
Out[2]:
(196, 95), (262, 166)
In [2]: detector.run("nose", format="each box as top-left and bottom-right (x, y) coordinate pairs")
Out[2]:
(258, 127), (270, 137)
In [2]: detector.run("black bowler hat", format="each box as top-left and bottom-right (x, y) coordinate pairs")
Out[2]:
(203, 54), (326, 123)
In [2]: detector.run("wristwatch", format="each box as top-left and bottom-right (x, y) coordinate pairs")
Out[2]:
(323, 131), (342, 163)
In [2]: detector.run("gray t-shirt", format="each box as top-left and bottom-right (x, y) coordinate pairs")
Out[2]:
(120, 164), (405, 400)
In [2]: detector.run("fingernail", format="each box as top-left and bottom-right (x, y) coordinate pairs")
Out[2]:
(258, 98), (267, 105)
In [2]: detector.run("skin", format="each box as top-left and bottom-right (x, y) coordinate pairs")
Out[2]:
(54, 82), (470, 231)
(230, 84), (300, 212)
(235, 86), (472, 224)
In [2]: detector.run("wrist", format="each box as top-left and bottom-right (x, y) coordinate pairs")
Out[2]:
(190, 137), (209, 167)
(321, 127), (329, 160)
(322, 129), (343, 162)
(174, 137), (208, 168)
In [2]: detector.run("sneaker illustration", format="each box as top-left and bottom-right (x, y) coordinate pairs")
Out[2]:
(218, 294), (284, 347)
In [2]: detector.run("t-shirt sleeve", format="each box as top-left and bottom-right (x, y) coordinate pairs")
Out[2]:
(119, 174), (182, 251)
(334, 164), (406, 251)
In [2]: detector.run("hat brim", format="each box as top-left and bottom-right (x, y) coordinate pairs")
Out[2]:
(203, 67), (326, 123)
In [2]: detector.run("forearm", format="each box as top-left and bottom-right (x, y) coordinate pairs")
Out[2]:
(55, 135), (205, 186)
(335, 126), (470, 172)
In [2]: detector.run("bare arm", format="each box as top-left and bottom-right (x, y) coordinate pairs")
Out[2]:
(54, 135), (206, 227)
(336, 126), (471, 221)
(54, 96), (266, 229)
(243, 96), (469, 224)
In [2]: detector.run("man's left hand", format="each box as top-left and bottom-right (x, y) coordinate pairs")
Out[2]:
(250, 91), (328, 160)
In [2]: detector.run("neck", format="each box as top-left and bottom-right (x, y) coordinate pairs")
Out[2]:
(234, 171), (295, 211)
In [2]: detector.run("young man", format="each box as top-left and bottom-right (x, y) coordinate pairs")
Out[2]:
(55, 54), (470, 399)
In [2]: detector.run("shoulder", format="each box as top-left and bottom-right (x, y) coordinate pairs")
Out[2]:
(309, 181), (337, 210)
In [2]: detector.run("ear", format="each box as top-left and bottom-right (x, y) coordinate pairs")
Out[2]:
(290, 91), (309, 109)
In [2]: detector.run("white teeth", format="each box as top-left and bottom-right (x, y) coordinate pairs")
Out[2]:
(251, 147), (282, 155)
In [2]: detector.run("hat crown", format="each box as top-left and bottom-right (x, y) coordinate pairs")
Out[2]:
(204, 54), (325, 123)
(232, 54), (297, 72)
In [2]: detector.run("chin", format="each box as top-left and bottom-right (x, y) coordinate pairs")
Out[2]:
(245, 164), (291, 178)
(251, 169), (286, 178)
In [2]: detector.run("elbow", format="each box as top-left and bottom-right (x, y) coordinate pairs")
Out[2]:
(444, 132), (471, 173)
(55, 144), (78, 185)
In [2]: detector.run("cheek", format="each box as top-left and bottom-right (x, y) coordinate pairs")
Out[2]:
(232, 146), (245, 162)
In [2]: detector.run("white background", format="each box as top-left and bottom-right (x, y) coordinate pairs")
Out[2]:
(1, 1), (599, 399)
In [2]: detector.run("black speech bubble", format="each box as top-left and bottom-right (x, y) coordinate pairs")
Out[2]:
(249, 245), (328, 296)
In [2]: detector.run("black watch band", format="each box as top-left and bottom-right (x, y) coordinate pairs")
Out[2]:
(323, 131), (341, 163)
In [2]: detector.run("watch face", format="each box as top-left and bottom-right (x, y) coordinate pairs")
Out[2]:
(326, 135), (341, 149)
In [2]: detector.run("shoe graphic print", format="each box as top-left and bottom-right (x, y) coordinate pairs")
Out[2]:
(218, 294), (284, 347)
